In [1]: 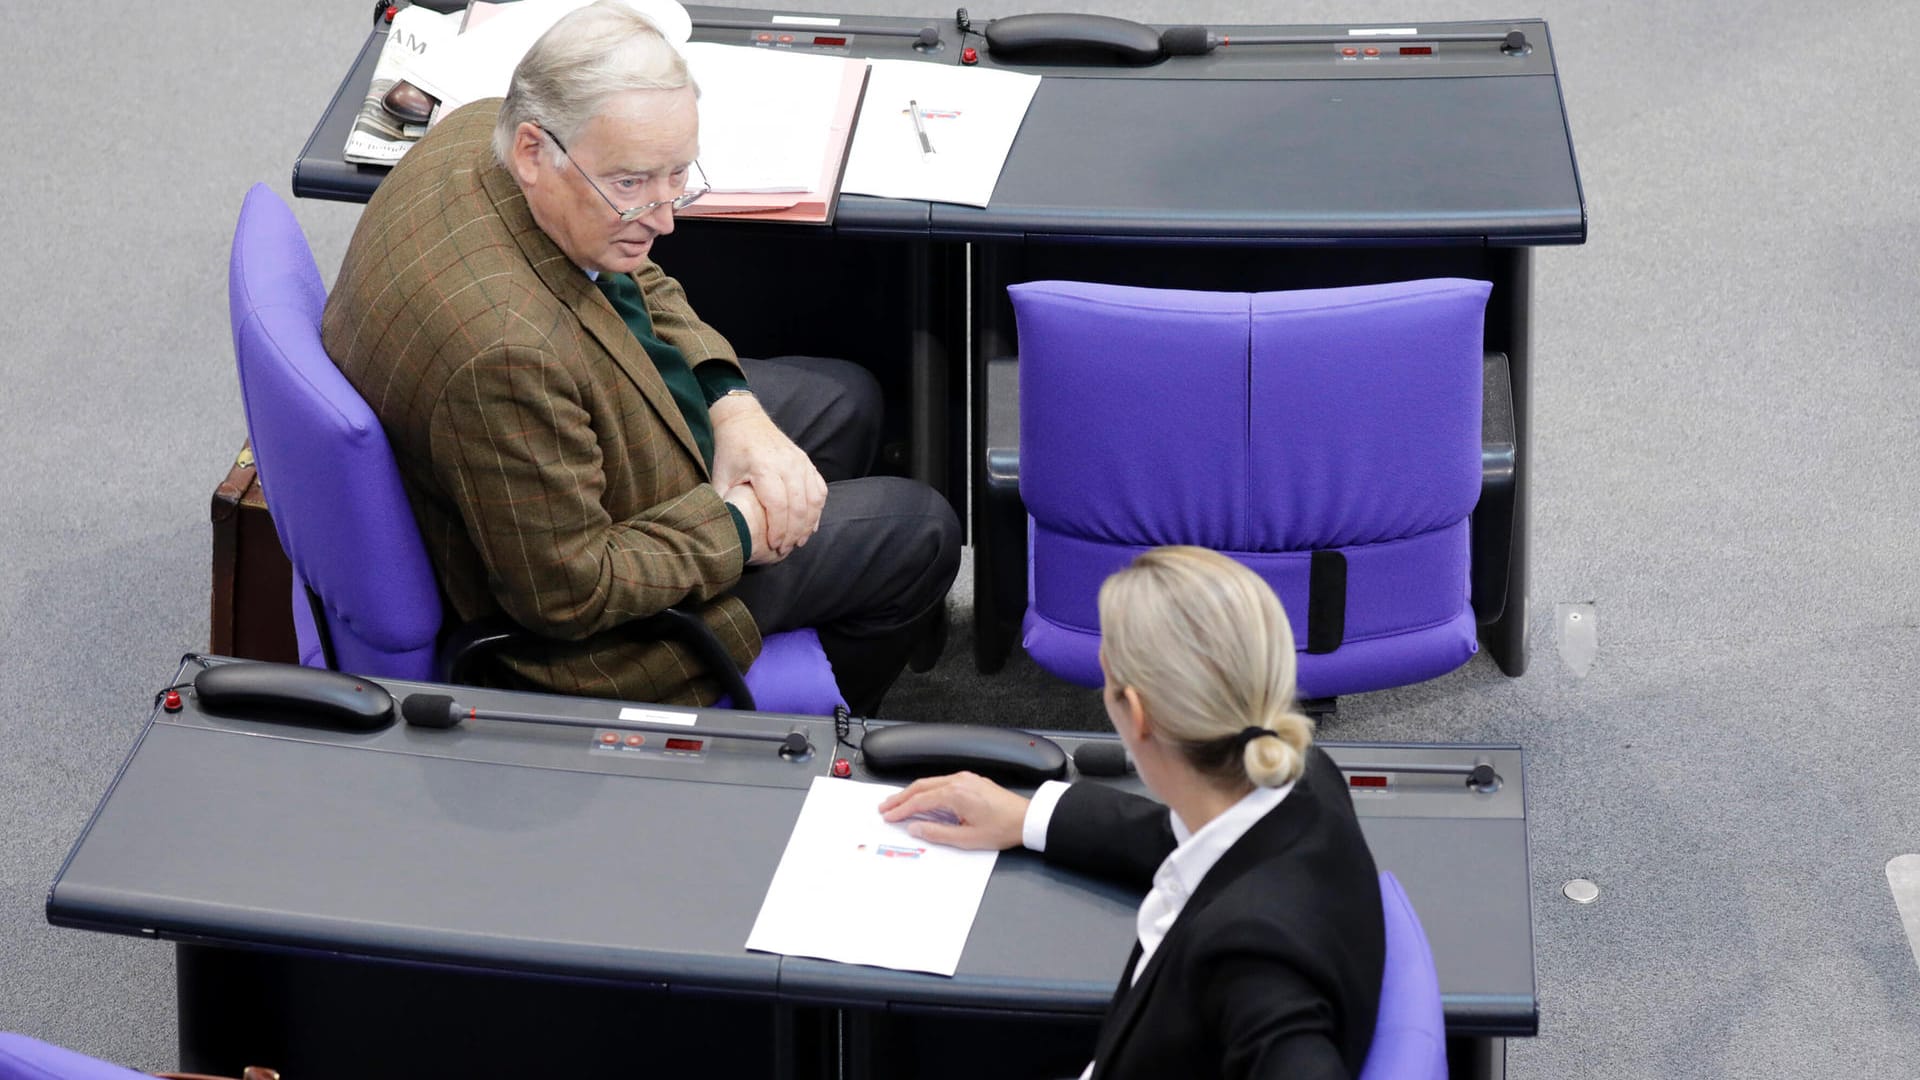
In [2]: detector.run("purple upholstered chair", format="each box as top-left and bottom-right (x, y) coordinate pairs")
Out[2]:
(0, 1034), (149, 1080)
(1359, 871), (1449, 1080)
(228, 183), (842, 714)
(1012, 279), (1491, 698)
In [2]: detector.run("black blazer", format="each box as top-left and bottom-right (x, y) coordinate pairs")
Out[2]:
(1044, 746), (1385, 1080)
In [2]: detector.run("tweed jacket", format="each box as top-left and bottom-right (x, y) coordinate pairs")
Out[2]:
(322, 100), (761, 704)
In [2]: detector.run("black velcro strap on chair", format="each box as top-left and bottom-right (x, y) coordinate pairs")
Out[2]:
(1306, 550), (1347, 655)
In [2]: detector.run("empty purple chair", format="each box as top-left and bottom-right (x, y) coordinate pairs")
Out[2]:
(1360, 872), (1449, 1080)
(1012, 279), (1491, 698)
(228, 183), (841, 714)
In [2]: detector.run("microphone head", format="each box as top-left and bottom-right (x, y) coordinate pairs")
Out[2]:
(1073, 741), (1132, 777)
(400, 693), (459, 729)
(1159, 25), (1215, 56)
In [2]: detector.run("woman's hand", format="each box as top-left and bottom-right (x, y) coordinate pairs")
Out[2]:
(878, 772), (1031, 851)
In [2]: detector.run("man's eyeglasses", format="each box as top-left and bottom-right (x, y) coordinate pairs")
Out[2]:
(543, 128), (710, 221)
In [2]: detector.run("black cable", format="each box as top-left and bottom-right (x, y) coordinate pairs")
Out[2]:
(834, 703), (857, 752)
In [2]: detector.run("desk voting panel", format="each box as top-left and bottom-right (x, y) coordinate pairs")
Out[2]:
(50, 658), (1532, 1077)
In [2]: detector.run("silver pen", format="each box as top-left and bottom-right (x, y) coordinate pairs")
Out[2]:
(909, 99), (936, 158)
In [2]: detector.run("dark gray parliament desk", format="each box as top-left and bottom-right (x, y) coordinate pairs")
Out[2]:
(294, 4), (1586, 684)
(50, 657), (1532, 1079)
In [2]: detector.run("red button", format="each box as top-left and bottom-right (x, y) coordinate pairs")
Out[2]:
(832, 758), (852, 778)
(163, 689), (183, 712)
(778, 34), (794, 43)
(756, 32), (772, 42)
(1363, 46), (1380, 56)
(1341, 47), (1357, 56)
(625, 734), (644, 747)
(599, 732), (618, 745)
(961, 46), (978, 65)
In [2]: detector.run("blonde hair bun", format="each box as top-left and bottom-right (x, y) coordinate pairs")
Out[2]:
(1241, 712), (1313, 788)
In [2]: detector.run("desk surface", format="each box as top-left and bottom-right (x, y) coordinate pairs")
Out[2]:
(295, 6), (1584, 245)
(50, 658), (1535, 1037)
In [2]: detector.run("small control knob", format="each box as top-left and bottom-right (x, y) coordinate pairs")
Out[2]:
(1502, 30), (1530, 56)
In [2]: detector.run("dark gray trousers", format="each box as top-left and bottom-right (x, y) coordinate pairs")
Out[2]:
(727, 357), (961, 714)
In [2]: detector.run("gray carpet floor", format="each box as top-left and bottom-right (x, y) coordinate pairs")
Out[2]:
(3, 0), (1917, 1074)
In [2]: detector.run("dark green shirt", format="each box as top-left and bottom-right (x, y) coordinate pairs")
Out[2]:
(593, 271), (752, 556)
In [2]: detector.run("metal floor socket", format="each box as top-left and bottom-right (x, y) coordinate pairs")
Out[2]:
(1886, 856), (1920, 974)
(1555, 602), (1597, 677)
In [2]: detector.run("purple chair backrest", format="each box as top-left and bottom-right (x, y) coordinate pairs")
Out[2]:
(1012, 279), (1491, 697)
(228, 183), (443, 680)
(1359, 871), (1448, 1080)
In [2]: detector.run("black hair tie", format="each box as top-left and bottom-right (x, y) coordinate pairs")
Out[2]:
(1234, 726), (1280, 750)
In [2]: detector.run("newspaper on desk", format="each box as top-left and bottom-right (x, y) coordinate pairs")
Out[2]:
(342, 5), (461, 166)
(747, 778), (998, 976)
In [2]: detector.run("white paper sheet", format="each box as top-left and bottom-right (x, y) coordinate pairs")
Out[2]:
(840, 60), (1042, 208)
(746, 778), (998, 976)
(681, 44), (860, 194)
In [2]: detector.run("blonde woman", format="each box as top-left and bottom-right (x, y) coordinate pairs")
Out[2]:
(880, 546), (1384, 1079)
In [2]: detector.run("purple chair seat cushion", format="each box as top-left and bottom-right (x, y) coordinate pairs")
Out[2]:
(736, 628), (845, 714)
(0, 1034), (151, 1080)
(1021, 521), (1478, 698)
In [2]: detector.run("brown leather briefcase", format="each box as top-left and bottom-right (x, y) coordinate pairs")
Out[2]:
(209, 443), (299, 664)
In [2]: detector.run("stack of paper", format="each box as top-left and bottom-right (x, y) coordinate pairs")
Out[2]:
(676, 43), (869, 223)
(747, 778), (998, 977)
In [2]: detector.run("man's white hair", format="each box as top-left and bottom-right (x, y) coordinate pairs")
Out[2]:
(491, 0), (697, 168)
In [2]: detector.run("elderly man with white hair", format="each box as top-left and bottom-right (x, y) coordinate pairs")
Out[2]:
(324, 0), (959, 715)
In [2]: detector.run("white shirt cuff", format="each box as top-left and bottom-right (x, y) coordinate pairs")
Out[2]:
(1022, 780), (1073, 853)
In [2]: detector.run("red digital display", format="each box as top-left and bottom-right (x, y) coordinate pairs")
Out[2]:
(664, 737), (704, 752)
(813, 35), (848, 46)
(1399, 46), (1433, 55)
(1348, 775), (1389, 788)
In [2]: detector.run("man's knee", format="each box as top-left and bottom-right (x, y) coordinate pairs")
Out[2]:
(811, 358), (883, 473)
(869, 478), (961, 627)
(755, 355), (884, 480)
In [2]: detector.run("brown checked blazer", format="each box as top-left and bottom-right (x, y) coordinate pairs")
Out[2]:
(322, 100), (760, 705)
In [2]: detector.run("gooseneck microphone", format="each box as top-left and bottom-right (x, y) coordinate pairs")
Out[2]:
(401, 694), (813, 759)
